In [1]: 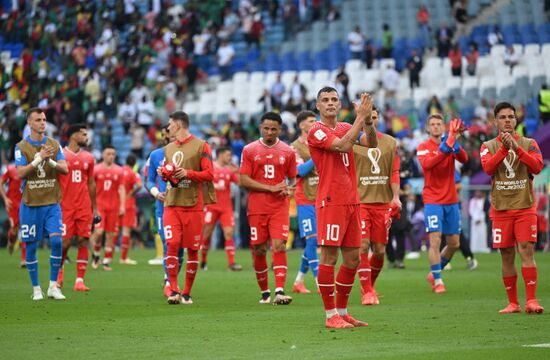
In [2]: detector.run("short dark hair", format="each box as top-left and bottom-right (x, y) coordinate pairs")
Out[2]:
(26, 107), (44, 119)
(296, 110), (316, 125)
(66, 123), (87, 139)
(126, 153), (137, 166)
(316, 86), (338, 100)
(217, 146), (231, 155)
(494, 102), (516, 117)
(260, 111), (282, 124)
(372, 105), (379, 114)
(103, 144), (116, 151)
(169, 111), (190, 128)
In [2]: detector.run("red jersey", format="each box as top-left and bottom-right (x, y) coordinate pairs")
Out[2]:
(1, 164), (22, 205)
(307, 121), (359, 206)
(417, 138), (468, 205)
(210, 163), (239, 210)
(480, 135), (543, 219)
(121, 165), (141, 210)
(240, 139), (297, 215)
(95, 163), (123, 211)
(59, 148), (95, 212)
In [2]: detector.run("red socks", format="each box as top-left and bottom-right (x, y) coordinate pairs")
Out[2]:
(93, 242), (101, 256)
(522, 266), (538, 301)
(121, 235), (130, 260)
(183, 250), (199, 295)
(502, 275), (519, 304)
(76, 246), (88, 279)
(103, 246), (113, 263)
(272, 251), (287, 290)
(335, 265), (356, 309)
(225, 238), (236, 266)
(166, 240), (180, 292)
(358, 253), (372, 293)
(318, 264), (335, 311)
(253, 253), (269, 292)
(370, 254), (384, 286)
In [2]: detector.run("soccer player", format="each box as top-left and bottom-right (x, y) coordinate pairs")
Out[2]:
(15, 107), (69, 300)
(240, 112), (296, 305)
(417, 114), (468, 294)
(354, 106), (401, 305)
(119, 154), (142, 265)
(201, 146), (242, 271)
(90, 145), (125, 270)
(307, 88), (377, 328)
(0, 162), (24, 266)
(290, 110), (320, 294)
(58, 124), (97, 291)
(480, 102), (544, 314)
(145, 126), (184, 297)
(161, 111), (215, 305)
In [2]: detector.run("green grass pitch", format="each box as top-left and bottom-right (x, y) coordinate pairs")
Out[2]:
(0, 249), (549, 360)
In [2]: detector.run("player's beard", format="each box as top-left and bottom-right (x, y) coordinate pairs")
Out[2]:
(77, 140), (88, 147)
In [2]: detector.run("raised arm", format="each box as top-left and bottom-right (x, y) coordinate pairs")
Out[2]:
(328, 93), (375, 152)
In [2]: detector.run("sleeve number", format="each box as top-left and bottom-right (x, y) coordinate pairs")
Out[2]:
(164, 225), (173, 239)
(61, 223), (66, 237)
(103, 179), (112, 191)
(493, 228), (502, 244)
(325, 224), (340, 241)
(72, 170), (82, 183)
(20, 225), (36, 239)
(264, 165), (275, 179)
(250, 227), (258, 241)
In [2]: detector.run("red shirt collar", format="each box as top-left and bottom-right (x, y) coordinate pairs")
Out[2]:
(175, 134), (194, 145)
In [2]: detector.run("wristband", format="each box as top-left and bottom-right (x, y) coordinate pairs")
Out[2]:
(150, 186), (160, 198)
(48, 159), (57, 168)
(31, 154), (43, 167)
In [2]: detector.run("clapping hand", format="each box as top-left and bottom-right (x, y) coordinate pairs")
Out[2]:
(354, 93), (373, 125)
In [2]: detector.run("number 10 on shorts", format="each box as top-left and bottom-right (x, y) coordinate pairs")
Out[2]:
(325, 224), (340, 241)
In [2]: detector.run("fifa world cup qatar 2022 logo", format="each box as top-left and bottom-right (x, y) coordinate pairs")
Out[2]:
(503, 150), (517, 179)
(367, 148), (381, 174)
(172, 151), (184, 167)
(33, 153), (46, 178)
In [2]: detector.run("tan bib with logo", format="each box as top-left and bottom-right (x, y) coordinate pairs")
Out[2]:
(354, 134), (396, 204)
(164, 138), (216, 207)
(17, 137), (62, 206)
(484, 137), (533, 210)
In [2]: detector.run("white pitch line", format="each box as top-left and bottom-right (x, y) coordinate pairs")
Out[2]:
(522, 343), (550, 348)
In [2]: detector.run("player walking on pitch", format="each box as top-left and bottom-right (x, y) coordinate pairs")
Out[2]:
(14, 107), (69, 300)
(201, 146), (242, 271)
(417, 114), (468, 293)
(481, 102), (544, 314)
(145, 126), (184, 297)
(90, 146), (125, 270)
(307, 88), (377, 328)
(58, 124), (98, 291)
(160, 111), (216, 305)
(354, 106), (401, 305)
(240, 112), (297, 305)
